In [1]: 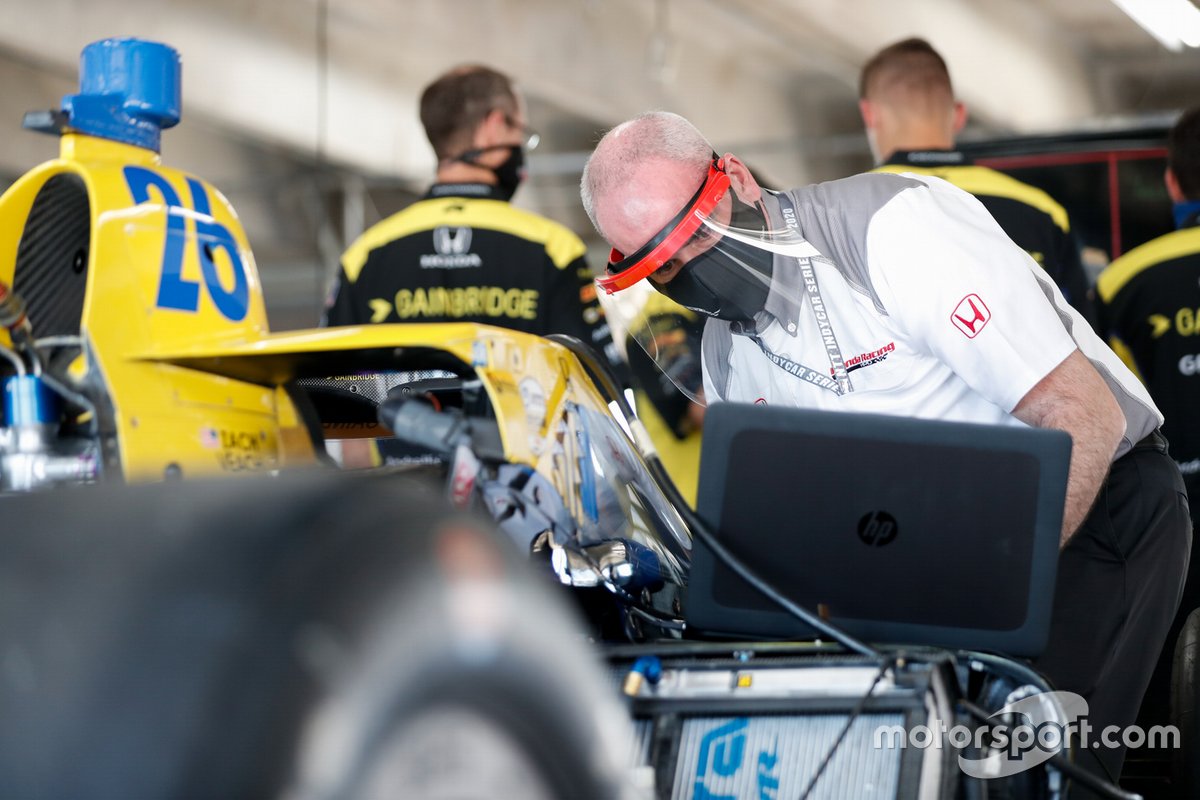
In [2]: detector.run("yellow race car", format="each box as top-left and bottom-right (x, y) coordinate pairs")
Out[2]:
(0, 35), (692, 621)
(0, 43), (644, 485)
(0, 35), (695, 634)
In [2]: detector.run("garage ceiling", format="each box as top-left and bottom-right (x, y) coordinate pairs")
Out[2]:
(0, 0), (1196, 326)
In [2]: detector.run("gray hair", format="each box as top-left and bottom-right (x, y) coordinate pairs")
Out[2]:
(580, 111), (713, 241)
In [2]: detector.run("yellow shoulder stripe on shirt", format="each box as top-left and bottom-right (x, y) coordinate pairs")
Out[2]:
(1097, 227), (1200, 302)
(873, 164), (1069, 233)
(341, 197), (587, 283)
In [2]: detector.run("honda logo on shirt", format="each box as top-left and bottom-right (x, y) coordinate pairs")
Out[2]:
(422, 226), (481, 269)
(434, 226), (472, 255)
(951, 294), (991, 338)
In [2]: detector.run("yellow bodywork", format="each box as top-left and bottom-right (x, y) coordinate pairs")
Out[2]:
(0, 134), (611, 485)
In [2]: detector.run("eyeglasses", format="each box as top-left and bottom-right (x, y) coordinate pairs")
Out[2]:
(504, 114), (540, 151)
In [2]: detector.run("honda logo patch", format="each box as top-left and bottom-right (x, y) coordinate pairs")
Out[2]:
(951, 294), (991, 338)
(434, 226), (472, 255)
(422, 226), (481, 269)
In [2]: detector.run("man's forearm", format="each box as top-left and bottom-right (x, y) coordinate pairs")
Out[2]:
(1057, 421), (1118, 543)
(1012, 349), (1125, 546)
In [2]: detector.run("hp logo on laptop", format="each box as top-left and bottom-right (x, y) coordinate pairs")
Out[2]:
(857, 511), (898, 546)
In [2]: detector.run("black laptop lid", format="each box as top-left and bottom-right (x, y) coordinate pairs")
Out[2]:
(687, 404), (1070, 657)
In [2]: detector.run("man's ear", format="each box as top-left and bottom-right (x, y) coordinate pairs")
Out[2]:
(724, 154), (762, 203)
(858, 99), (877, 129)
(473, 108), (509, 148)
(1166, 167), (1186, 204)
(952, 101), (967, 135)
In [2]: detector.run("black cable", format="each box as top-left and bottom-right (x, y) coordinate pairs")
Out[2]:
(38, 371), (99, 437)
(561, 538), (686, 632)
(681, 504), (880, 658)
(626, 604), (687, 632)
(799, 656), (896, 800)
(958, 698), (1141, 800)
(546, 333), (880, 659)
(961, 650), (1055, 695)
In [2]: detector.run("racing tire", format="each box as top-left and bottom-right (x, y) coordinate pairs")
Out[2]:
(0, 472), (638, 800)
(1170, 606), (1200, 798)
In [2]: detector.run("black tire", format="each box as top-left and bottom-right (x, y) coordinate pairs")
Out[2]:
(0, 473), (636, 800)
(1170, 607), (1200, 798)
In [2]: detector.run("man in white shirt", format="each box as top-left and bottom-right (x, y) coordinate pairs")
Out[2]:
(581, 110), (1190, 785)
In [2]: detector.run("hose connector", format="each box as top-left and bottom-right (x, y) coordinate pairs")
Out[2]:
(0, 282), (31, 341)
(622, 655), (663, 697)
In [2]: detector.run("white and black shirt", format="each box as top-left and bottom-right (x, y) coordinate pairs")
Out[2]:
(702, 172), (1160, 458)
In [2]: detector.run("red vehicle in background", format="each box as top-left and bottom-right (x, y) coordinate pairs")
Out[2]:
(965, 124), (1174, 281)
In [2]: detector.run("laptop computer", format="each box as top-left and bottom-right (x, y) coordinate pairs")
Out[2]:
(686, 404), (1071, 657)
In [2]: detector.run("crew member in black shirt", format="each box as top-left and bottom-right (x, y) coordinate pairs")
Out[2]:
(859, 38), (1098, 331)
(1096, 107), (1200, 782)
(324, 65), (622, 377)
(1099, 107), (1200, 522)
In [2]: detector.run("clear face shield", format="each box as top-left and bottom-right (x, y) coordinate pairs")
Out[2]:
(597, 155), (814, 405)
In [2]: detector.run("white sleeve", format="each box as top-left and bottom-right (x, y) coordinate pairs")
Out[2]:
(865, 176), (1077, 412)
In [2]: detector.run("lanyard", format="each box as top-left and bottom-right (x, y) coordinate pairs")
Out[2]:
(750, 335), (844, 394)
(750, 194), (852, 396)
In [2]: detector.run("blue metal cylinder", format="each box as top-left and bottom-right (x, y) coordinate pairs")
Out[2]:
(3, 375), (59, 426)
(61, 38), (182, 152)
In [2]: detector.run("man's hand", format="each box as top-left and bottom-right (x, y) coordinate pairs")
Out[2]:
(1012, 348), (1125, 547)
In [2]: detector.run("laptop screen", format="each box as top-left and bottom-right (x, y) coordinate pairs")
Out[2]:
(686, 404), (1070, 657)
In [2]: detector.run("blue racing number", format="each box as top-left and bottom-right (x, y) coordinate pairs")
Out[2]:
(123, 166), (249, 321)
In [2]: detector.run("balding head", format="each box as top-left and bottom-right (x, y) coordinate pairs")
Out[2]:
(858, 38), (965, 162)
(581, 112), (714, 254)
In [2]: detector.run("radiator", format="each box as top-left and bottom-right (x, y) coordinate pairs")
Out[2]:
(613, 649), (959, 800)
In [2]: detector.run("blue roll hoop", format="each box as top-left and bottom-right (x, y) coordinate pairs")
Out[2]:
(60, 38), (182, 153)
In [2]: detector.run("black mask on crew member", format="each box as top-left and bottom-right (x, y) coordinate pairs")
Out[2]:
(652, 196), (774, 322)
(656, 229), (774, 323)
(454, 144), (526, 201)
(601, 154), (776, 322)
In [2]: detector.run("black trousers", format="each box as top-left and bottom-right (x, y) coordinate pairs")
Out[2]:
(1034, 430), (1192, 785)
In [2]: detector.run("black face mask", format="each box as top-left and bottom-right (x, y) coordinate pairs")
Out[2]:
(655, 203), (774, 323)
(491, 145), (525, 201)
(454, 144), (525, 201)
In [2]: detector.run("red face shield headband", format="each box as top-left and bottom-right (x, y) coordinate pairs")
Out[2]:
(597, 155), (730, 294)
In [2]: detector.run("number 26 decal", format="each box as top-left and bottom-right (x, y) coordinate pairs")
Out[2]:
(123, 166), (249, 322)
